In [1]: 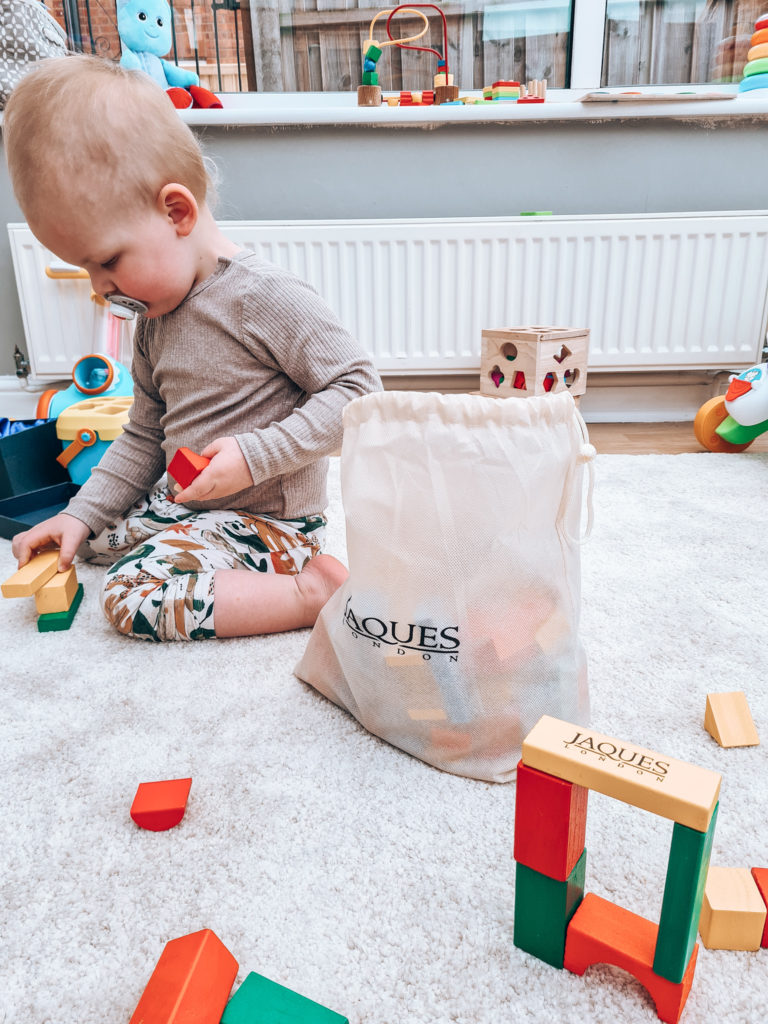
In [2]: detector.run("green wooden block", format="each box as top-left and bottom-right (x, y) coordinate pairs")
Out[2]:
(37, 582), (83, 632)
(653, 801), (719, 983)
(365, 44), (382, 62)
(362, 71), (378, 86)
(221, 971), (348, 1023)
(514, 848), (586, 968)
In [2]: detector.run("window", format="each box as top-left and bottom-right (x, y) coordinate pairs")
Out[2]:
(602, 0), (764, 86)
(44, 1), (764, 93)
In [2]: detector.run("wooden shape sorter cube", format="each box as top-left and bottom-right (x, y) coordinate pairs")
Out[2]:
(481, 326), (589, 399)
(514, 716), (722, 1024)
(698, 866), (767, 951)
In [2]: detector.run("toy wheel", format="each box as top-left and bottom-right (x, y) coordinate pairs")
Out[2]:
(693, 396), (753, 452)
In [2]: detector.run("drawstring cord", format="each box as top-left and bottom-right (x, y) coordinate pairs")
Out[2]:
(560, 405), (596, 545)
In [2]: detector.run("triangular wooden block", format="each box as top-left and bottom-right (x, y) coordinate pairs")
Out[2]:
(704, 692), (759, 748)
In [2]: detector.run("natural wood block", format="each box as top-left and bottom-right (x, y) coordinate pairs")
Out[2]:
(34, 566), (78, 615)
(385, 652), (423, 666)
(357, 84), (382, 107)
(704, 691), (759, 748)
(699, 866), (767, 950)
(2, 549), (60, 598)
(129, 928), (238, 1024)
(564, 893), (698, 1024)
(513, 760), (588, 881)
(521, 716), (721, 833)
(37, 582), (84, 632)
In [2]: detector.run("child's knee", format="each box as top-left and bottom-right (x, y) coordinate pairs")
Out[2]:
(100, 569), (215, 641)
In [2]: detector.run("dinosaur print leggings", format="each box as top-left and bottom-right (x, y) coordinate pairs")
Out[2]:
(82, 479), (326, 641)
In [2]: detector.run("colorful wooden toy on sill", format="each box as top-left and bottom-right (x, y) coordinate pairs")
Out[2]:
(2, 549), (84, 631)
(738, 13), (768, 93)
(480, 326), (589, 401)
(117, 0), (222, 109)
(357, 5), (459, 107)
(514, 715), (722, 1024)
(693, 361), (768, 451)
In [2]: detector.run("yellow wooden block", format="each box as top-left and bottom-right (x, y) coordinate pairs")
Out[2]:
(699, 866), (767, 950)
(704, 691), (759, 748)
(2, 550), (60, 598)
(34, 566), (79, 615)
(521, 715), (721, 832)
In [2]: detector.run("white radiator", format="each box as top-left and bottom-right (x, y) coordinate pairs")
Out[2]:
(9, 212), (768, 382)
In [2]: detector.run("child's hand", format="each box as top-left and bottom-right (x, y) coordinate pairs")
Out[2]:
(11, 513), (91, 572)
(173, 436), (254, 504)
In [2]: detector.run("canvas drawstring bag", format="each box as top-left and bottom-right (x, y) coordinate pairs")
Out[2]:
(295, 390), (595, 783)
(1, 0), (69, 108)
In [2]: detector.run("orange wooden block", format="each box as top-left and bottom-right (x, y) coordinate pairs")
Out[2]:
(130, 778), (192, 831)
(564, 893), (698, 1024)
(750, 868), (768, 947)
(168, 447), (210, 490)
(129, 928), (238, 1024)
(514, 759), (588, 881)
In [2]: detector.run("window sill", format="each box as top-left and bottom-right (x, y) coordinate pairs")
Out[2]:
(181, 87), (768, 128)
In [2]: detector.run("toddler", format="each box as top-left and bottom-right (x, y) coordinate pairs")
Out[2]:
(4, 54), (382, 641)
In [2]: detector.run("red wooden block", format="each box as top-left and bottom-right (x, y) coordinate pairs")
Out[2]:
(514, 760), (588, 880)
(129, 928), (238, 1024)
(564, 893), (698, 1024)
(168, 446), (210, 490)
(492, 80), (520, 87)
(757, 17), (768, 31)
(131, 778), (192, 831)
(751, 867), (768, 947)
(518, 97), (546, 104)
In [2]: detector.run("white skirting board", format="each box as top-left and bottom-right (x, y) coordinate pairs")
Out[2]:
(0, 370), (729, 424)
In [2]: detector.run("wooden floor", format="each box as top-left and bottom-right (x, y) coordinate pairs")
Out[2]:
(589, 421), (768, 454)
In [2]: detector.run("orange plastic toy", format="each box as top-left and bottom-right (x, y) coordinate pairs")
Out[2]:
(129, 928), (238, 1024)
(130, 777), (192, 831)
(168, 447), (210, 490)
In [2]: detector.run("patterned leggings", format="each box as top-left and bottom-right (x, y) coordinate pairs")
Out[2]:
(83, 480), (326, 642)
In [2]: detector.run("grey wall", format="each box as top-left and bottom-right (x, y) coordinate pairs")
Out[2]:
(2, 115), (768, 375)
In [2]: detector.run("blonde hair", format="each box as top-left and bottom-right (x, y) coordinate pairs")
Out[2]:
(3, 54), (211, 218)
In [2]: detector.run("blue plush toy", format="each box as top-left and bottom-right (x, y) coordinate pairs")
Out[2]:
(117, 0), (221, 109)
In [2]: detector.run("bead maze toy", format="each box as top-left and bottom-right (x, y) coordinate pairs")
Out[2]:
(693, 361), (768, 452)
(481, 326), (589, 400)
(2, 549), (84, 632)
(357, 5), (458, 107)
(514, 715), (722, 1023)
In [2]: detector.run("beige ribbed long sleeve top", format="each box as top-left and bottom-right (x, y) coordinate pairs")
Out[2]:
(65, 251), (382, 536)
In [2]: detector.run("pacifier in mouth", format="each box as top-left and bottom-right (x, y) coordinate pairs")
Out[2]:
(107, 294), (148, 319)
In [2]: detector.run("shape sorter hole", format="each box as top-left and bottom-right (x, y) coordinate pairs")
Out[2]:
(553, 345), (572, 364)
(513, 371), (527, 390)
(565, 369), (580, 389)
(543, 373), (556, 392)
(501, 343), (518, 362)
(490, 366), (504, 388)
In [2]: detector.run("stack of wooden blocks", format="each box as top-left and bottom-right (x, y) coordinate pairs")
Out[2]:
(480, 326), (589, 401)
(513, 715), (723, 1024)
(2, 549), (83, 631)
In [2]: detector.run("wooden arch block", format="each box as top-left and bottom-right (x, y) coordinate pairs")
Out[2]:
(564, 894), (698, 1024)
(130, 778), (192, 831)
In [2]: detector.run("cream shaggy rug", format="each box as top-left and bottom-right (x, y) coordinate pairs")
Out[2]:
(1, 452), (767, 1024)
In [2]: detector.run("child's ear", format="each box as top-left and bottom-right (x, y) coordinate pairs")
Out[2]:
(157, 183), (198, 236)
